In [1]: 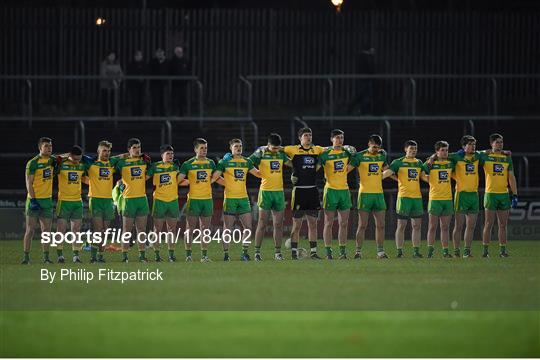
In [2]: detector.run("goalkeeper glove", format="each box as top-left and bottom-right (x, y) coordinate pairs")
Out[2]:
(252, 146), (266, 159)
(222, 152), (233, 161)
(343, 145), (357, 155)
(29, 198), (41, 211)
(291, 175), (299, 186)
(511, 194), (518, 209)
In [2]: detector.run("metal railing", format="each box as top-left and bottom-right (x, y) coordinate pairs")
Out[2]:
(238, 74), (540, 119)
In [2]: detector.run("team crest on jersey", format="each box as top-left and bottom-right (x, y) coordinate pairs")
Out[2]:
(493, 164), (504, 173)
(68, 172), (79, 181)
(465, 164), (475, 173)
(234, 169), (245, 179)
(333, 161), (344, 171)
(197, 171), (208, 180)
(43, 168), (51, 179)
(160, 174), (171, 184)
(130, 167), (142, 177)
(99, 168), (110, 177)
(408, 169), (418, 178)
(438, 171), (449, 180)
(369, 163), (379, 173)
(303, 157), (315, 165)
(270, 161), (281, 170)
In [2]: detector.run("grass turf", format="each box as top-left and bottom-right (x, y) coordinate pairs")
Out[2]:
(1, 239), (539, 357)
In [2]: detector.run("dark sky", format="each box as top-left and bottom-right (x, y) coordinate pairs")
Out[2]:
(4, 0), (540, 10)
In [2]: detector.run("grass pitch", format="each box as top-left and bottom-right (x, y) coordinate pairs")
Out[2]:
(1, 239), (539, 357)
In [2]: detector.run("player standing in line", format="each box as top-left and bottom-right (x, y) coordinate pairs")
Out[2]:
(349, 134), (390, 259)
(424, 141), (455, 258)
(55, 145), (86, 263)
(212, 138), (261, 261)
(319, 129), (354, 260)
(22, 137), (56, 264)
(178, 138), (219, 262)
(382, 140), (428, 258)
(283, 128), (324, 260)
(115, 138), (152, 262)
(480, 133), (518, 257)
(82, 140), (123, 263)
(249, 133), (291, 261)
(147, 144), (187, 262)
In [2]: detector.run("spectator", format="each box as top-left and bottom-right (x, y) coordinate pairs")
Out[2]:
(148, 48), (168, 117)
(126, 50), (146, 116)
(347, 45), (375, 115)
(100, 51), (123, 117)
(169, 46), (192, 116)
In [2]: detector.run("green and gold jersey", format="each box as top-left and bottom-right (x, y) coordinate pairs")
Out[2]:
(350, 149), (388, 194)
(389, 156), (426, 199)
(424, 159), (454, 201)
(25, 155), (55, 199)
(179, 157), (216, 200)
(85, 158), (120, 199)
(216, 156), (254, 199)
(318, 148), (351, 190)
(249, 150), (289, 191)
(56, 159), (85, 201)
(448, 152), (480, 193)
(147, 161), (180, 202)
(115, 157), (149, 199)
(481, 152), (513, 194)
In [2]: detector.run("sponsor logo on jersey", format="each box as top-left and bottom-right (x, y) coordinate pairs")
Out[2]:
(333, 160), (344, 171)
(270, 161), (281, 170)
(160, 174), (171, 184)
(438, 171), (449, 180)
(303, 157), (315, 165)
(99, 168), (110, 177)
(197, 171), (208, 180)
(130, 167), (142, 177)
(465, 164), (475, 173)
(369, 163), (379, 173)
(408, 169), (418, 178)
(234, 169), (245, 179)
(493, 164), (504, 173)
(68, 172), (79, 181)
(43, 169), (52, 179)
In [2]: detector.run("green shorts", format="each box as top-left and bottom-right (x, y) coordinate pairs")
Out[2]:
(257, 190), (285, 211)
(358, 193), (387, 212)
(152, 198), (180, 219)
(123, 196), (149, 218)
(396, 197), (423, 218)
(224, 197), (251, 215)
(484, 192), (511, 211)
(454, 191), (479, 214)
(186, 198), (213, 217)
(428, 199), (454, 216)
(323, 188), (352, 211)
(25, 197), (53, 218)
(56, 200), (83, 220)
(89, 197), (115, 221)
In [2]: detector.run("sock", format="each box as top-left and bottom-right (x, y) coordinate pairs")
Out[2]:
(413, 246), (420, 255)
(325, 246), (332, 256)
(168, 249), (175, 258)
(57, 249), (63, 257)
(202, 249), (208, 257)
(483, 244), (489, 255)
(355, 246), (362, 254)
(339, 245), (346, 255)
(377, 244), (384, 253)
(454, 247), (461, 255)
(442, 247), (449, 255)
(98, 251), (104, 260)
(291, 242), (298, 256)
(464, 247), (471, 255)
(397, 248), (403, 256)
(73, 250), (80, 257)
(43, 251), (50, 260)
(242, 246), (248, 255)
(223, 249), (229, 256)
(428, 245), (434, 255)
(90, 247), (98, 259)
(122, 251), (128, 260)
(499, 244), (507, 254)
(24, 251), (30, 261)
(255, 246), (261, 254)
(154, 250), (160, 258)
(309, 241), (317, 253)
(185, 249), (192, 257)
(139, 250), (146, 259)
(275, 247), (281, 255)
